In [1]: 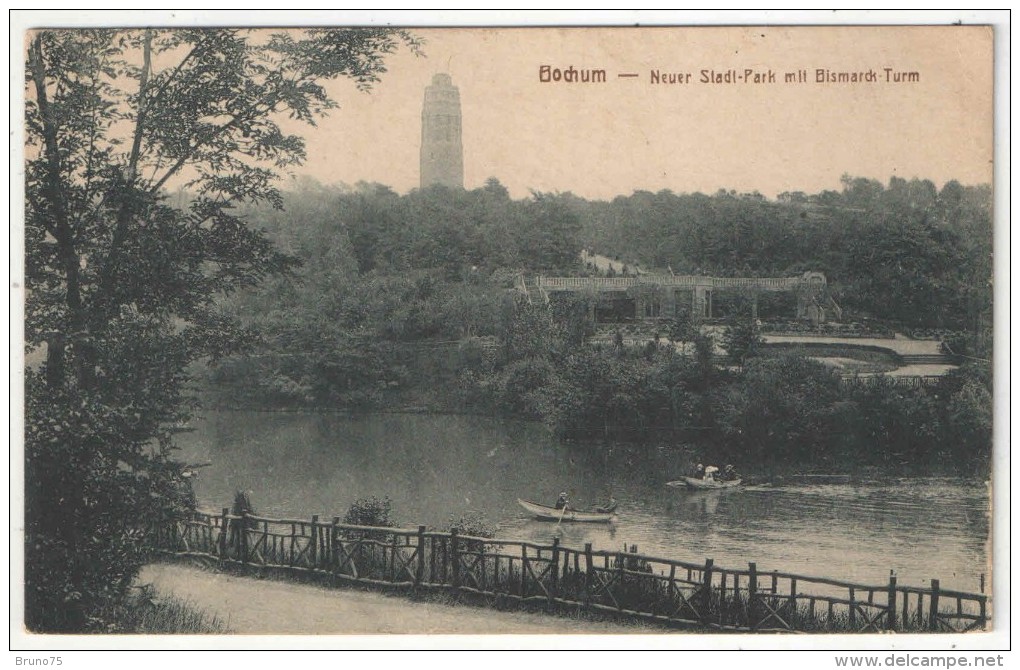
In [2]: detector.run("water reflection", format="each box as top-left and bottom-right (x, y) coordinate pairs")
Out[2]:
(176, 411), (990, 592)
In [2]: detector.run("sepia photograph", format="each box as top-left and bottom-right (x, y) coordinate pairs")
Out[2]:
(11, 10), (1006, 655)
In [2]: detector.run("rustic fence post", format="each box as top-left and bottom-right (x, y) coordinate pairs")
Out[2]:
(584, 543), (594, 611)
(520, 544), (528, 599)
(978, 595), (987, 630)
(309, 515), (319, 568)
(289, 522), (296, 566)
(849, 586), (857, 630)
(330, 516), (340, 573)
(389, 533), (398, 582)
(887, 574), (898, 631)
(928, 579), (940, 631)
(218, 507), (229, 561)
(789, 577), (797, 626)
(432, 533), (439, 584)
(478, 543), (487, 593)
(748, 562), (758, 629)
(720, 570), (727, 608)
(450, 529), (460, 592)
(616, 549), (625, 612)
(549, 537), (560, 606)
(240, 511), (249, 564)
(701, 558), (715, 620)
(415, 525), (426, 586)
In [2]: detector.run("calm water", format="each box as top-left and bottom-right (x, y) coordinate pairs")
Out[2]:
(175, 411), (990, 592)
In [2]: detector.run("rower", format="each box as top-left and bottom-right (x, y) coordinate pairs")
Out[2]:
(554, 491), (570, 510)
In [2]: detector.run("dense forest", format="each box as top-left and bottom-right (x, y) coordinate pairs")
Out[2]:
(203, 175), (993, 473)
(567, 175), (992, 334)
(209, 177), (582, 406)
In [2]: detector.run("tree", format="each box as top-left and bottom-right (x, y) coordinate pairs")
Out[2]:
(667, 313), (695, 342)
(720, 319), (764, 365)
(24, 27), (420, 631)
(518, 193), (583, 273)
(715, 355), (844, 468)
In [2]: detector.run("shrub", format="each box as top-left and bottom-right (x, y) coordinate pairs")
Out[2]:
(446, 510), (498, 553)
(24, 375), (198, 633)
(496, 357), (557, 417)
(721, 319), (764, 364)
(343, 496), (396, 527)
(447, 510), (496, 538)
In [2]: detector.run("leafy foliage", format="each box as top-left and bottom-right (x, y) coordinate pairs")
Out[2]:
(447, 510), (496, 538)
(343, 496), (397, 527)
(203, 180), (584, 406)
(464, 308), (990, 473)
(721, 319), (764, 364)
(574, 177), (991, 342)
(24, 27), (418, 632)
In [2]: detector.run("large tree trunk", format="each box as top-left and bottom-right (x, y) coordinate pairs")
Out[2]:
(29, 35), (86, 388)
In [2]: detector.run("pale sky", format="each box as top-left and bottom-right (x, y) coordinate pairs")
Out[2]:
(289, 26), (993, 200)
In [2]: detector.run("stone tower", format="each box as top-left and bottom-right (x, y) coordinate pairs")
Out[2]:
(420, 73), (464, 189)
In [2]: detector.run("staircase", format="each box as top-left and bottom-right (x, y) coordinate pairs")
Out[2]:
(515, 275), (549, 305)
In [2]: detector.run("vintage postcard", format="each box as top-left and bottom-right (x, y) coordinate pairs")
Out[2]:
(12, 11), (1004, 656)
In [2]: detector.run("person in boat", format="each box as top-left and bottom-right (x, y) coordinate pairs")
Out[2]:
(703, 465), (719, 481)
(693, 463), (705, 479)
(554, 491), (570, 510)
(596, 495), (618, 514)
(720, 464), (740, 482)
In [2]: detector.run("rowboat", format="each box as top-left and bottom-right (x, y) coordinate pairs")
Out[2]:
(517, 499), (616, 523)
(666, 477), (743, 490)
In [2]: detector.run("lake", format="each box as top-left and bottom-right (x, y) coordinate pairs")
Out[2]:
(175, 411), (991, 593)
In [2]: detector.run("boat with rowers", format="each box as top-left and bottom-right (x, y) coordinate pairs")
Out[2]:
(517, 498), (617, 523)
(666, 476), (742, 490)
(666, 463), (742, 490)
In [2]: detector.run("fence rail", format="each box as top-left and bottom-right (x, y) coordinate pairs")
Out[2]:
(150, 509), (987, 633)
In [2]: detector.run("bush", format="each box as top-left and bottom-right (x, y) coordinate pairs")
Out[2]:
(343, 497), (396, 527)
(447, 510), (497, 553)
(447, 510), (496, 538)
(24, 373), (198, 633)
(721, 320), (764, 364)
(496, 357), (557, 417)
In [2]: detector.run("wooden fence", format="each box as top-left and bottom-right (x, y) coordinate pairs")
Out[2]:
(150, 510), (988, 633)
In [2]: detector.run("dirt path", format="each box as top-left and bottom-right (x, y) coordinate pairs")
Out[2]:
(138, 563), (653, 635)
